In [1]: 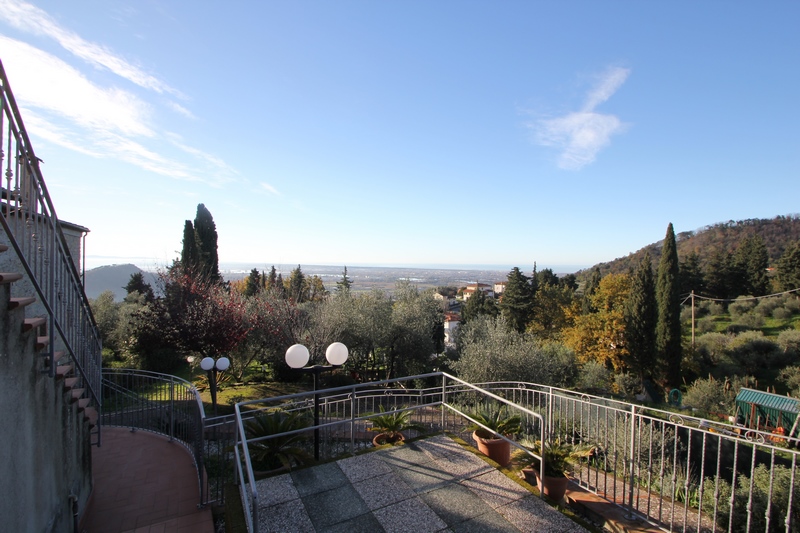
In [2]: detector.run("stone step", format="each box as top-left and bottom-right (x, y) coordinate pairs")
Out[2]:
(0, 272), (23, 284)
(77, 398), (91, 412)
(566, 485), (664, 533)
(70, 389), (85, 403)
(8, 296), (36, 310)
(55, 364), (74, 380)
(22, 316), (46, 333)
(64, 377), (80, 390)
(84, 407), (98, 427)
(35, 336), (50, 351)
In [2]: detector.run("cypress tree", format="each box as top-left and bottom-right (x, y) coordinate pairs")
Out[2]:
(336, 266), (353, 294)
(244, 268), (261, 297)
(266, 266), (278, 291)
(624, 252), (657, 384)
(193, 203), (220, 282)
(180, 220), (199, 274)
(656, 223), (682, 387)
(288, 265), (306, 303)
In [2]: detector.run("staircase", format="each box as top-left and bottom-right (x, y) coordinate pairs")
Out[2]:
(0, 244), (99, 429)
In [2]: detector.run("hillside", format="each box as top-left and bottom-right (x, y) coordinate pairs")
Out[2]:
(85, 264), (159, 301)
(580, 215), (800, 279)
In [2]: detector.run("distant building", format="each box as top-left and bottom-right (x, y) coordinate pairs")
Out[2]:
(461, 283), (494, 300)
(444, 312), (461, 343)
(493, 281), (507, 295)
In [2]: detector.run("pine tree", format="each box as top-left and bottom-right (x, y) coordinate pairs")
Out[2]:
(624, 253), (657, 384)
(180, 220), (199, 274)
(244, 268), (261, 297)
(275, 273), (286, 298)
(734, 234), (770, 296)
(336, 266), (353, 294)
(777, 241), (800, 290)
(124, 272), (155, 303)
(499, 267), (534, 333)
(266, 266), (278, 291)
(288, 265), (306, 303)
(656, 223), (682, 387)
(582, 268), (602, 313)
(678, 251), (705, 297)
(193, 203), (220, 282)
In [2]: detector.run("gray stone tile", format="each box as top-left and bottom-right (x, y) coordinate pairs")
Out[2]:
(414, 435), (465, 460)
(352, 471), (417, 510)
(497, 495), (590, 533)
(434, 449), (493, 481)
(372, 496), (449, 533)
(460, 469), (530, 509)
(302, 484), (370, 531)
(292, 462), (349, 497)
(319, 512), (386, 533)
(337, 452), (393, 484)
(452, 511), (520, 533)
(257, 498), (315, 533)
(390, 459), (453, 494)
(419, 483), (492, 527)
(254, 473), (300, 508)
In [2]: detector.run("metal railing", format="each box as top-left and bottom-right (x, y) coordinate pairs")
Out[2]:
(233, 373), (546, 533)
(101, 369), (227, 506)
(233, 375), (800, 533)
(0, 59), (102, 412)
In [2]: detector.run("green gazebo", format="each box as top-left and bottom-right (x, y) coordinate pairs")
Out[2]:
(735, 387), (800, 437)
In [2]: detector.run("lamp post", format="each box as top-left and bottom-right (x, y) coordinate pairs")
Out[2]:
(285, 342), (349, 460)
(200, 356), (230, 417)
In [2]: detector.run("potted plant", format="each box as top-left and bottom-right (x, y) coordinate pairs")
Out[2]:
(512, 437), (594, 502)
(467, 405), (522, 467)
(244, 409), (314, 474)
(368, 405), (426, 446)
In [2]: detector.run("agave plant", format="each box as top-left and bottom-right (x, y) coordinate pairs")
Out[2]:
(368, 405), (426, 444)
(467, 405), (522, 440)
(245, 409), (313, 472)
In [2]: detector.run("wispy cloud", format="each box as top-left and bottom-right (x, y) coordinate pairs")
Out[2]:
(532, 66), (630, 170)
(0, 0), (180, 96)
(0, 34), (236, 187)
(260, 182), (281, 195)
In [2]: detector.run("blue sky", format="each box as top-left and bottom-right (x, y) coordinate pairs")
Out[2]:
(0, 1), (798, 273)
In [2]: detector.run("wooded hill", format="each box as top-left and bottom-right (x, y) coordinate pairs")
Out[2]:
(580, 215), (800, 279)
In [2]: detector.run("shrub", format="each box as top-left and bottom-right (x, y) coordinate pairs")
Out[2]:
(729, 297), (756, 317)
(614, 372), (640, 399)
(696, 317), (717, 334)
(784, 296), (800, 314)
(773, 307), (793, 320)
(683, 377), (733, 416)
(754, 298), (780, 317)
(695, 332), (731, 365)
(777, 330), (800, 358)
(680, 307), (694, 323)
(728, 331), (780, 372)
(731, 312), (765, 330)
(577, 360), (610, 392)
(708, 302), (726, 316)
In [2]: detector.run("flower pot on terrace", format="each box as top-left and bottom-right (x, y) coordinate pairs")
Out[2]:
(522, 468), (570, 503)
(472, 431), (512, 467)
(372, 432), (405, 447)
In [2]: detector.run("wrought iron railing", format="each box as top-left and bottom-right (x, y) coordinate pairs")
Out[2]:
(101, 369), (230, 506)
(234, 375), (800, 533)
(0, 59), (102, 412)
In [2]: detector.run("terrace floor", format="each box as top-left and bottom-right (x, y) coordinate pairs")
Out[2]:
(252, 434), (589, 532)
(80, 427), (215, 533)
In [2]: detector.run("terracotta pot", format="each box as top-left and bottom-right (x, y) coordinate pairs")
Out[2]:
(523, 468), (569, 503)
(472, 431), (511, 467)
(372, 432), (405, 447)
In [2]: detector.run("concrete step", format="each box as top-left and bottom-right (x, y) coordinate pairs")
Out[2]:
(70, 389), (85, 403)
(0, 272), (23, 284)
(8, 296), (36, 310)
(55, 364), (74, 380)
(22, 316), (46, 333)
(35, 336), (50, 351)
(566, 485), (663, 533)
(77, 398), (90, 412)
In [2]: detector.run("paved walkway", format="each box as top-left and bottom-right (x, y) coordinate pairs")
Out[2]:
(253, 435), (589, 532)
(80, 427), (215, 533)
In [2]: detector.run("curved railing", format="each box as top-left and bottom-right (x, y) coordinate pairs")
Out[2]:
(101, 369), (210, 504)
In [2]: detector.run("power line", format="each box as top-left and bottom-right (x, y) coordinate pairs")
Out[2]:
(681, 287), (800, 306)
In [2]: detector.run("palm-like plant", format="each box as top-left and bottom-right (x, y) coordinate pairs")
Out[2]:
(467, 405), (522, 439)
(369, 405), (426, 444)
(512, 437), (595, 477)
(245, 409), (313, 471)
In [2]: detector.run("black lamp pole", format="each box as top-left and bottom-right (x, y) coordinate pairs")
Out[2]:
(285, 343), (349, 461)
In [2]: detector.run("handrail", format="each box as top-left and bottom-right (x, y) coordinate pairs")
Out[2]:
(0, 59), (102, 411)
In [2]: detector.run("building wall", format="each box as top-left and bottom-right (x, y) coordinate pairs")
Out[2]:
(0, 273), (92, 532)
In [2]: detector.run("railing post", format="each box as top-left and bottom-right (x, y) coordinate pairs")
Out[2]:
(626, 404), (637, 520)
(169, 376), (175, 442)
(441, 373), (447, 433)
(350, 386), (356, 455)
(547, 386), (554, 440)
